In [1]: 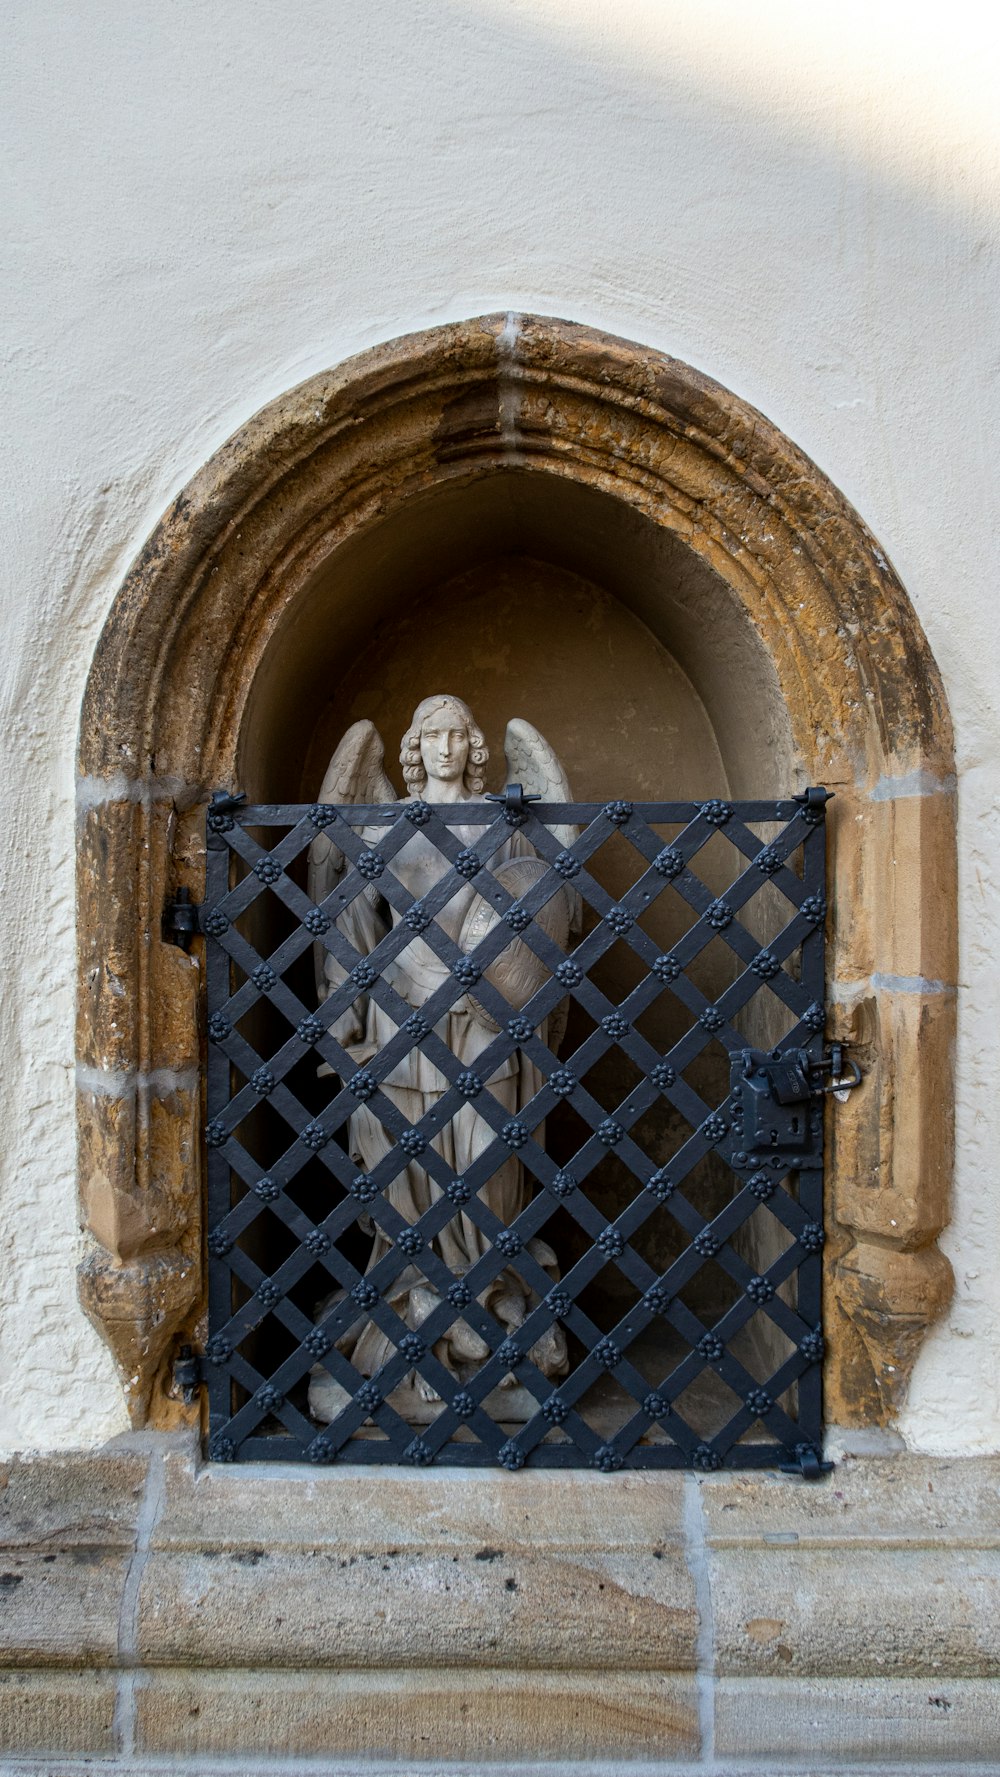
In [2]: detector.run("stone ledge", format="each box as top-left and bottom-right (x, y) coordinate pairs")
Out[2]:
(2, 1439), (1000, 1768)
(152, 1441), (689, 1552)
(5, 1765), (996, 1777)
(700, 1452), (1000, 1546)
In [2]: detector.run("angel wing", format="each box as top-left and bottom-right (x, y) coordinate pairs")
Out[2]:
(504, 717), (582, 952)
(503, 717), (582, 962)
(503, 718), (576, 853)
(309, 720), (397, 1001)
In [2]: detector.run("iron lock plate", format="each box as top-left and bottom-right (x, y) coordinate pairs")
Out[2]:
(732, 1047), (822, 1165)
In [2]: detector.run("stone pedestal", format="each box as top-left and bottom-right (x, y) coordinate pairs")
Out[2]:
(2, 1432), (999, 1771)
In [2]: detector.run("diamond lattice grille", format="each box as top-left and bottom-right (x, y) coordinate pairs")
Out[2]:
(203, 794), (827, 1469)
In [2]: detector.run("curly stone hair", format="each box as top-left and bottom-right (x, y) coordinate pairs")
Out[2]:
(400, 694), (489, 795)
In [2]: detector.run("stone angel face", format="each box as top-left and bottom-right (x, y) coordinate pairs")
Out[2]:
(307, 694), (577, 978)
(400, 693), (488, 798)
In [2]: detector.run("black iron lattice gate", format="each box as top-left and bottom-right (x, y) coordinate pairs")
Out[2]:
(199, 791), (831, 1471)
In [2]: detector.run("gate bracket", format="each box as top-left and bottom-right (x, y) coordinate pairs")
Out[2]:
(794, 785), (834, 816)
(209, 789), (247, 816)
(485, 782), (542, 824)
(163, 886), (200, 951)
(173, 1343), (203, 1404)
(780, 1445), (834, 1481)
(816, 1043), (863, 1097)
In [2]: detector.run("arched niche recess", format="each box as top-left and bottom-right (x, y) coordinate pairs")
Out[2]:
(77, 315), (956, 1430)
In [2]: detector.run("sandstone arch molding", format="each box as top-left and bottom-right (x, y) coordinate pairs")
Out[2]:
(77, 314), (956, 1428)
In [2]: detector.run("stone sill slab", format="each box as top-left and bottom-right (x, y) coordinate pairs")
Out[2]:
(10, 1766), (1000, 1777)
(0, 1433), (998, 1766)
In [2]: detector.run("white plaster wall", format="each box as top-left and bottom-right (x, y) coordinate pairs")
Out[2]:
(1, 0), (997, 1451)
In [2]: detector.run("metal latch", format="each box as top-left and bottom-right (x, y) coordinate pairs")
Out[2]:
(732, 1044), (861, 1164)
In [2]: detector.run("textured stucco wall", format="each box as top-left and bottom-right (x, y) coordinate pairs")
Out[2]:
(1, 0), (997, 1451)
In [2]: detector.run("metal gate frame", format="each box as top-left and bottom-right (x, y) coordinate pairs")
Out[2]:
(199, 791), (831, 1472)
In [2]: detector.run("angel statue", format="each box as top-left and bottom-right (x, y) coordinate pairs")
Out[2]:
(307, 693), (579, 1423)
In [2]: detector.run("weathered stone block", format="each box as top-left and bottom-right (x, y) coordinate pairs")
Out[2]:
(0, 1450), (147, 1549)
(698, 1452), (1000, 1548)
(832, 1238), (954, 1422)
(142, 1446), (696, 1674)
(714, 1676), (1000, 1761)
(153, 1445), (688, 1554)
(134, 1667), (700, 1759)
(136, 1546), (697, 1672)
(78, 1083), (197, 1261)
(0, 1452), (143, 1673)
(0, 1670), (117, 1754)
(872, 787), (958, 985)
(0, 1549), (128, 1667)
(829, 785), (957, 989)
(144, 796), (202, 1076)
(831, 987), (955, 1249)
(77, 799), (143, 1075)
(710, 1545), (1000, 1678)
(78, 1246), (197, 1425)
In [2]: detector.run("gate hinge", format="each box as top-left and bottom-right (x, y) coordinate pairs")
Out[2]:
(793, 786), (835, 816)
(208, 789), (247, 821)
(163, 886), (201, 950)
(780, 1444), (834, 1481)
(173, 1344), (204, 1404)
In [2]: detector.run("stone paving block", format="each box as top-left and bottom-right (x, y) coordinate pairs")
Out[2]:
(134, 1666), (700, 1759)
(136, 1545), (697, 1671)
(714, 1675), (1000, 1761)
(710, 1543), (1000, 1678)
(0, 1669), (117, 1754)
